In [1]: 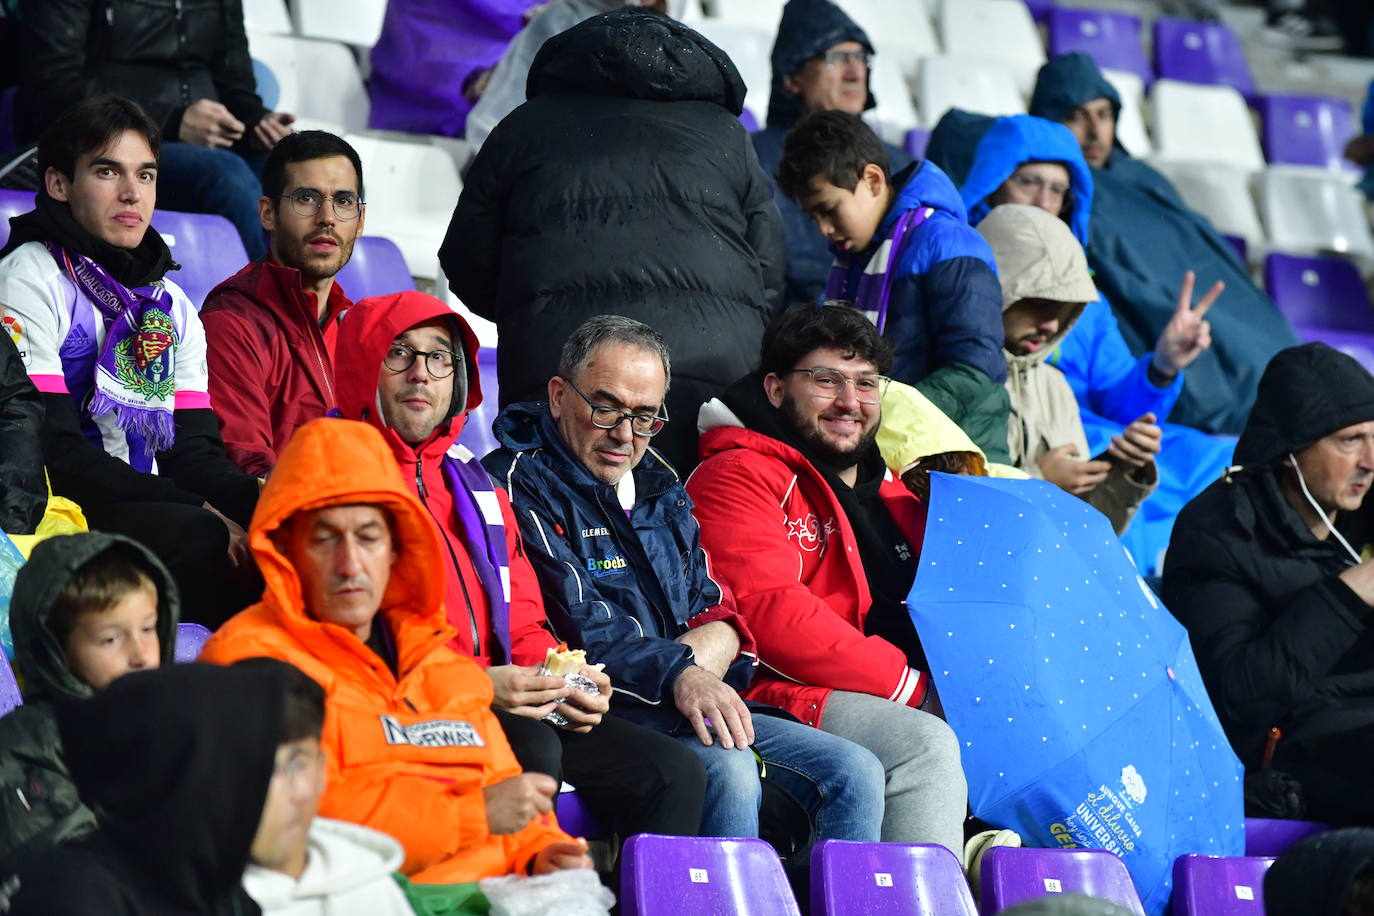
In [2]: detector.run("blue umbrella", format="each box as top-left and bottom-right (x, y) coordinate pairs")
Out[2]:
(909, 473), (1244, 915)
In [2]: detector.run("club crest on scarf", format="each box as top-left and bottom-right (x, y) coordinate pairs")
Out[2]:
(114, 307), (177, 400)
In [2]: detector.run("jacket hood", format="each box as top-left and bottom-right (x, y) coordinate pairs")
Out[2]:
(527, 8), (747, 115)
(333, 291), (483, 455)
(249, 418), (447, 641)
(11, 532), (178, 701)
(1235, 343), (1374, 467)
(57, 662), (283, 911)
(979, 204), (1095, 364)
(876, 380), (985, 472)
(960, 114), (1095, 246)
(1029, 52), (1122, 125)
(880, 159), (969, 237)
(765, 0), (876, 129)
(1264, 828), (1374, 916)
(242, 817), (404, 906)
(924, 108), (995, 189)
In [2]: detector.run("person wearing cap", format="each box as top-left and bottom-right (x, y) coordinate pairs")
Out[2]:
(1164, 342), (1374, 826)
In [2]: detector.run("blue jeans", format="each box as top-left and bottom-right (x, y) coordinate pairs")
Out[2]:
(157, 142), (267, 259)
(676, 714), (884, 841)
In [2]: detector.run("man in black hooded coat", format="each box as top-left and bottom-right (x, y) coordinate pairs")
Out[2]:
(441, 7), (785, 472)
(5, 662), (284, 915)
(1163, 343), (1374, 826)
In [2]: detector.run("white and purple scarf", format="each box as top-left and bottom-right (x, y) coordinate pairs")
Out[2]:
(823, 206), (934, 333)
(442, 441), (513, 664)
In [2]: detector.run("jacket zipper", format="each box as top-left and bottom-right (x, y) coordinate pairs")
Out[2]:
(416, 457), (482, 655)
(592, 487), (678, 640)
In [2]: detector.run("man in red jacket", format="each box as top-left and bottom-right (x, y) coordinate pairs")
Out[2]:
(331, 290), (707, 846)
(688, 303), (967, 855)
(200, 131), (365, 476)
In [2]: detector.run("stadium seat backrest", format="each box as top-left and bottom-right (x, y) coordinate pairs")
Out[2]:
(866, 52), (920, 144)
(809, 839), (977, 916)
(334, 236), (416, 301)
(1049, 8), (1152, 87)
(291, 0), (386, 49)
(1103, 69), (1153, 159)
(458, 347), (500, 462)
(979, 846), (1146, 915)
(174, 623), (213, 664)
(242, 0), (292, 35)
(1256, 94), (1358, 172)
(621, 834), (801, 916)
(847, 2), (940, 68)
(1170, 854), (1273, 915)
(247, 32), (370, 134)
(1150, 79), (1264, 171)
(708, 0), (786, 31)
(916, 56), (1026, 128)
(150, 210), (250, 310)
(905, 128), (931, 161)
(939, 0), (1045, 94)
(344, 135), (461, 280)
(1264, 252), (1374, 332)
(1242, 817), (1329, 857)
(692, 20), (772, 129)
(1297, 328), (1374, 375)
(1154, 18), (1253, 95)
(0, 188), (35, 251)
(1258, 167), (1374, 260)
(0, 652), (21, 716)
(556, 785), (608, 840)
(1146, 159), (1264, 249)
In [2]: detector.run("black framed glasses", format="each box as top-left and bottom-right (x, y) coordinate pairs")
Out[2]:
(563, 378), (668, 437)
(383, 342), (459, 379)
(276, 188), (364, 220)
(787, 367), (889, 405)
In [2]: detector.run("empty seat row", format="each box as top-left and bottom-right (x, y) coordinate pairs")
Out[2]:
(243, 0), (386, 50)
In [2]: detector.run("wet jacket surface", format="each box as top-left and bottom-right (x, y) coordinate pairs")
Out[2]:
(201, 418), (569, 883)
(0, 332), (45, 534)
(441, 8), (785, 472)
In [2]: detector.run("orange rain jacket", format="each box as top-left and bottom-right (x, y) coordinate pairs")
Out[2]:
(200, 417), (569, 883)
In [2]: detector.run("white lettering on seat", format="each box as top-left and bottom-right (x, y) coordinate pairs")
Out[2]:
(380, 715), (485, 748)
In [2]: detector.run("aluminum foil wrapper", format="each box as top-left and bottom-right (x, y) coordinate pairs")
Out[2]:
(539, 669), (601, 727)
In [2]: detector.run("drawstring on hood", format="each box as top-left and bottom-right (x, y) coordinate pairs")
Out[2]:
(1289, 451), (1363, 564)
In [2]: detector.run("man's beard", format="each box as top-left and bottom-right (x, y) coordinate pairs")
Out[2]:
(779, 393), (878, 474)
(278, 231), (353, 281)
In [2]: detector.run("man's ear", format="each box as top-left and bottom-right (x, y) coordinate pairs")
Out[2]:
(44, 167), (71, 203)
(547, 376), (566, 419)
(763, 372), (786, 409)
(258, 196), (276, 234)
(783, 74), (801, 97)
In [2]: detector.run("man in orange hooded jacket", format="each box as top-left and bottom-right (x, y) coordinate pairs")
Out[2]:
(200, 416), (592, 883)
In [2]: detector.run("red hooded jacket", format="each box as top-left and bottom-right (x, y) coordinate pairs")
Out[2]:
(333, 291), (556, 667)
(201, 260), (352, 476)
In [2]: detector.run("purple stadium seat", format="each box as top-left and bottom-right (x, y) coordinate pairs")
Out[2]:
(1154, 17), (1254, 96)
(905, 128), (931, 161)
(621, 834), (801, 916)
(149, 209), (250, 310)
(1256, 93), (1358, 172)
(1264, 253), (1374, 333)
(1222, 234), (1247, 265)
(1022, 0), (1053, 25)
(1295, 327), (1374, 375)
(174, 623), (213, 663)
(334, 236), (416, 301)
(457, 347), (500, 461)
(556, 787), (608, 839)
(1171, 854), (1273, 915)
(1049, 8), (1152, 87)
(978, 846), (1146, 915)
(740, 108), (761, 133)
(1243, 817), (1329, 857)
(809, 840), (977, 916)
(0, 651), (21, 716)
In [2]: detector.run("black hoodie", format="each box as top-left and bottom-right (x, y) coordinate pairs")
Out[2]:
(7, 663), (281, 915)
(1162, 344), (1374, 801)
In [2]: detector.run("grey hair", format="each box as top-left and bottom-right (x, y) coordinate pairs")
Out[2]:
(557, 315), (672, 393)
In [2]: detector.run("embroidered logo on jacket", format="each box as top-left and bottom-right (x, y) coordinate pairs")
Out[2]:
(786, 514), (839, 555)
(586, 554), (628, 577)
(380, 715), (485, 748)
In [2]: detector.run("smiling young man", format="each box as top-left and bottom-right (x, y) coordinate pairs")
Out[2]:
(0, 93), (261, 628)
(201, 130), (366, 476)
(688, 303), (966, 856)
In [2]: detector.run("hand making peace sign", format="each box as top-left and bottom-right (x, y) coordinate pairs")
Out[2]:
(1152, 270), (1223, 380)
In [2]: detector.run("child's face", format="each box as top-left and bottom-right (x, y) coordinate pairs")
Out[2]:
(62, 585), (160, 690)
(796, 165), (889, 255)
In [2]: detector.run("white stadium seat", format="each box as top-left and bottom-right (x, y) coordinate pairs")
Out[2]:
(916, 55), (1025, 128)
(1147, 159), (1265, 250)
(1103, 69), (1153, 159)
(1150, 79), (1264, 171)
(345, 134), (462, 280)
(707, 0), (786, 30)
(1258, 166), (1374, 260)
(692, 20), (774, 128)
(248, 33), (370, 133)
(291, 0), (387, 49)
(242, 0), (291, 35)
(939, 0), (1045, 94)
(866, 51), (920, 144)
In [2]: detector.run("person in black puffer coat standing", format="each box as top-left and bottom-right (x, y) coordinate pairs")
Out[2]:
(441, 7), (785, 473)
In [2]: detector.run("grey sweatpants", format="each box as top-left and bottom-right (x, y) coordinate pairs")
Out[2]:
(819, 690), (968, 856)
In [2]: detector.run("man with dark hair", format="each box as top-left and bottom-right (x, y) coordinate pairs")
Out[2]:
(200, 130), (366, 476)
(485, 313), (887, 851)
(15, 0), (296, 259)
(0, 94), (261, 627)
(688, 303), (967, 856)
(751, 0), (913, 307)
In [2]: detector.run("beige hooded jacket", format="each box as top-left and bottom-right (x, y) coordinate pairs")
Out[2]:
(979, 204), (1156, 534)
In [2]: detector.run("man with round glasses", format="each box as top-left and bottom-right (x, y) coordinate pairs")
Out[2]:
(201, 131), (366, 476)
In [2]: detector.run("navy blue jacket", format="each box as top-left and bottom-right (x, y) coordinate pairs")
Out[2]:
(483, 402), (756, 734)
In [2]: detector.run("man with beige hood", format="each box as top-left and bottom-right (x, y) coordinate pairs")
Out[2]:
(979, 204), (1160, 534)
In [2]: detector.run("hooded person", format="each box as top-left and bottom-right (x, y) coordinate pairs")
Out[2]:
(1266, 828), (1374, 916)
(331, 291), (708, 847)
(0, 331), (46, 535)
(952, 112), (1235, 572)
(0, 532), (178, 879)
(441, 7), (785, 473)
(1028, 52), (1299, 436)
(749, 0), (913, 307)
(1163, 343), (1374, 826)
(199, 417), (587, 884)
(979, 204), (1158, 535)
(5, 662), (283, 915)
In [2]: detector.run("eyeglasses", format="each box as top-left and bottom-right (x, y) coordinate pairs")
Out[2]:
(1008, 171), (1071, 199)
(384, 342), (459, 379)
(563, 378), (668, 437)
(275, 188), (364, 220)
(821, 49), (871, 70)
(788, 367), (889, 404)
(272, 747), (324, 795)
